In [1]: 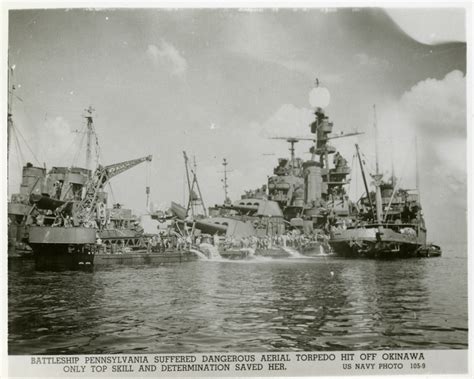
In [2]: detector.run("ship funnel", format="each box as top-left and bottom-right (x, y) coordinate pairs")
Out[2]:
(303, 161), (322, 204)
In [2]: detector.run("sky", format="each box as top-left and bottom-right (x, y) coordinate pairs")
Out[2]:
(6, 7), (467, 244)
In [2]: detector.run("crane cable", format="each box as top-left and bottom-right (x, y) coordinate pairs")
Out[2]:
(94, 126), (104, 166)
(92, 120), (114, 204)
(107, 182), (117, 204)
(72, 126), (87, 167)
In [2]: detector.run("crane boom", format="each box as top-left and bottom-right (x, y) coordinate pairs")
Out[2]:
(104, 155), (152, 182)
(72, 154), (152, 226)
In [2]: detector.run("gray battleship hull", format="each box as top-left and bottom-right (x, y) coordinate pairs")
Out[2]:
(329, 226), (428, 258)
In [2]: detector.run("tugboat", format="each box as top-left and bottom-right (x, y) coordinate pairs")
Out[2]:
(329, 107), (441, 258)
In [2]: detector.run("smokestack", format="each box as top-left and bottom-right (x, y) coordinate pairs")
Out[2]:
(304, 161), (322, 204)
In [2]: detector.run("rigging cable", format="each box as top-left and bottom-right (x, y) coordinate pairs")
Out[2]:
(71, 125), (87, 167)
(360, 151), (376, 176)
(182, 170), (186, 206)
(92, 120), (119, 209)
(12, 129), (24, 173)
(354, 152), (359, 203)
(63, 133), (81, 165)
(382, 153), (410, 222)
(13, 124), (40, 165)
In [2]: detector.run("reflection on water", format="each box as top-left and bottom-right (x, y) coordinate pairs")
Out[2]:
(8, 245), (467, 354)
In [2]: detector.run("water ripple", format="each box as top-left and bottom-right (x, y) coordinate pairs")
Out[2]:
(8, 250), (468, 353)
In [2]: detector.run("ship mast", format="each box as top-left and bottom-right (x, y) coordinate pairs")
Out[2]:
(355, 143), (375, 220)
(371, 105), (383, 224)
(183, 151), (207, 218)
(183, 151), (194, 218)
(221, 158), (232, 205)
(7, 65), (15, 164)
(390, 140), (396, 186)
(415, 136), (421, 204)
(83, 106), (95, 176)
(373, 104), (380, 175)
(192, 157), (207, 217)
(288, 138), (297, 169)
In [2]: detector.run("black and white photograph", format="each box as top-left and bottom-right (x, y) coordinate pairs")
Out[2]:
(3, 4), (470, 377)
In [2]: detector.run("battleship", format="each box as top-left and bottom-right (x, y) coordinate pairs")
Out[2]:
(174, 90), (442, 260)
(168, 86), (362, 259)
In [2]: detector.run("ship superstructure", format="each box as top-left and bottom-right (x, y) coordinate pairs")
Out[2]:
(265, 108), (356, 232)
(328, 108), (440, 258)
(173, 91), (358, 256)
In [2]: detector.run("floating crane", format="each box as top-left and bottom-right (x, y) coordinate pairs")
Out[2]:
(32, 154), (153, 228)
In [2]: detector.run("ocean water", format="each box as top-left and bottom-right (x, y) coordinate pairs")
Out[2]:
(8, 244), (467, 354)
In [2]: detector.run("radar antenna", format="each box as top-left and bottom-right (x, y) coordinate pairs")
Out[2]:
(270, 137), (300, 168)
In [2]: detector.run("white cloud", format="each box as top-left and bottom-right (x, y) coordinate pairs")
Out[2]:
(36, 116), (76, 166)
(369, 70), (466, 180)
(146, 40), (188, 78)
(354, 53), (391, 70)
(8, 115), (78, 196)
(374, 70), (467, 242)
(259, 104), (314, 138)
(400, 70), (466, 138)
